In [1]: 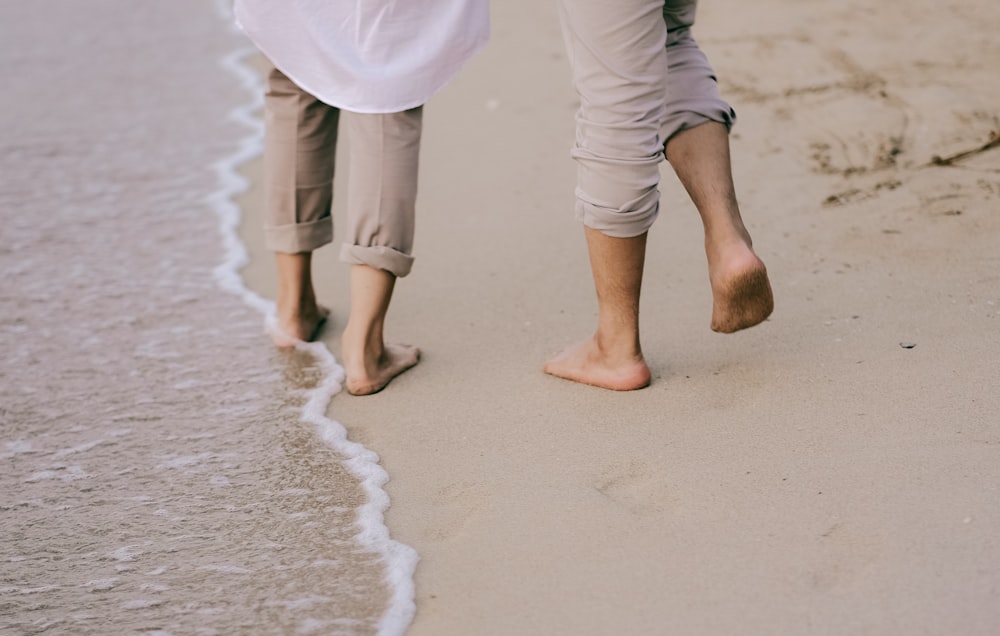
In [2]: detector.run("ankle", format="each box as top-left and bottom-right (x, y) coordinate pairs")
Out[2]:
(593, 329), (643, 362)
(277, 297), (317, 321)
(342, 321), (384, 358)
(705, 217), (749, 242)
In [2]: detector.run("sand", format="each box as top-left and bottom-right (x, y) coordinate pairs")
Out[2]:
(237, 1), (1000, 633)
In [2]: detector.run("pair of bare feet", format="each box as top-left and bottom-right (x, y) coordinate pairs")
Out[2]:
(271, 254), (419, 396)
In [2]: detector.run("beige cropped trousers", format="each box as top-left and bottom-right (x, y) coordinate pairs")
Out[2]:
(262, 63), (422, 278)
(558, 0), (735, 238)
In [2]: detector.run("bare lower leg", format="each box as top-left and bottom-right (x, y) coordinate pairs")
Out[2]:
(341, 265), (419, 395)
(273, 252), (328, 347)
(544, 227), (651, 391)
(666, 122), (774, 332)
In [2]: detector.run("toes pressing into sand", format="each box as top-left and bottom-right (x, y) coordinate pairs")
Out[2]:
(544, 337), (651, 391)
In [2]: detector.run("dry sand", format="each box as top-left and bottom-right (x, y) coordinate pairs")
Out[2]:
(237, 1), (1000, 633)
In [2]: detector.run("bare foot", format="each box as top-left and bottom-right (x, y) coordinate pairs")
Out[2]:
(339, 264), (418, 395)
(272, 251), (328, 347)
(272, 306), (329, 348)
(544, 336), (651, 391)
(707, 239), (774, 333)
(343, 342), (421, 396)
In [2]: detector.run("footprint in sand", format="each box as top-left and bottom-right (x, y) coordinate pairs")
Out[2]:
(807, 522), (883, 591)
(593, 462), (675, 517)
(423, 481), (489, 541)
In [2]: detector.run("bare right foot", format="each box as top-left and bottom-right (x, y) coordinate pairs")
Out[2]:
(342, 341), (420, 396)
(544, 336), (651, 391)
(707, 238), (774, 334)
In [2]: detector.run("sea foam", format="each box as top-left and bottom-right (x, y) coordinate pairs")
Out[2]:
(209, 5), (419, 634)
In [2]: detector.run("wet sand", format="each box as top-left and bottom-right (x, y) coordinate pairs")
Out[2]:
(238, 0), (1000, 633)
(1, 2), (411, 633)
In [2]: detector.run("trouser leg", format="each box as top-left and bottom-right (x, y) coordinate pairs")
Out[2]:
(262, 63), (339, 253)
(557, 0), (668, 238)
(660, 0), (736, 150)
(338, 107), (423, 278)
(557, 0), (737, 236)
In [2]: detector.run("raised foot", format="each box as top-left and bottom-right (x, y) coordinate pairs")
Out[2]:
(345, 343), (421, 396)
(272, 306), (330, 348)
(710, 258), (774, 333)
(543, 337), (651, 391)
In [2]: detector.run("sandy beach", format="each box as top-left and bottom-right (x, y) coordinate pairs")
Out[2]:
(238, 0), (1000, 633)
(3, 1), (419, 633)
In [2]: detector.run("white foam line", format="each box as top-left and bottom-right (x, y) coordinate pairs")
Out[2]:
(208, 7), (418, 634)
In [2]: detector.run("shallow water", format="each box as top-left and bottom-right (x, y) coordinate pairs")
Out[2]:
(0, 2), (412, 634)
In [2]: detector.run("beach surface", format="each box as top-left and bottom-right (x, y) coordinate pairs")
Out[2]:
(2, 2), (417, 633)
(238, 1), (1000, 633)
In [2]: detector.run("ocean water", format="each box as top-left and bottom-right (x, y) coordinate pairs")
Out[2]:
(0, 2), (415, 634)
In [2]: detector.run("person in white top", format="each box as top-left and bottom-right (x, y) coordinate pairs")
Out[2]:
(235, 0), (489, 395)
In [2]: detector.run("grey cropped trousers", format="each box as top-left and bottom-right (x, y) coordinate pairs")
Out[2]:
(262, 63), (422, 278)
(557, 0), (735, 237)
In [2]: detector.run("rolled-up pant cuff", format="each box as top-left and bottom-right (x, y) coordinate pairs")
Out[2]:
(340, 244), (414, 278)
(661, 25), (737, 146)
(661, 101), (735, 149)
(265, 217), (333, 254)
(559, 0), (735, 239)
(577, 187), (660, 238)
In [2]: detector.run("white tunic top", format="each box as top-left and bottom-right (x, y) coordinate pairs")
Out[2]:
(235, 0), (490, 113)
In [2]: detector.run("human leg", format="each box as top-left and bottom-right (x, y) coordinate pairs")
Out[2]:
(543, 227), (651, 391)
(659, 7), (773, 332)
(341, 265), (419, 395)
(548, 0), (667, 389)
(272, 252), (328, 347)
(665, 122), (773, 332)
(263, 63), (339, 346)
(338, 108), (423, 395)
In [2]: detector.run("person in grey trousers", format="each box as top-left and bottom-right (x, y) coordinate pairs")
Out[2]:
(545, 0), (775, 390)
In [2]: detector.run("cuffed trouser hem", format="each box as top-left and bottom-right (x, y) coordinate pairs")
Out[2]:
(559, 0), (734, 239)
(661, 25), (736, 146)
(265, 216), (333, 254)
(576, 186), (660, 238)
(340, 244), (415, 278)
(661, 101), (735, 149)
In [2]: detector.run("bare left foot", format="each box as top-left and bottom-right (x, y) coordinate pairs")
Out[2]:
(707, 239), (773, 333)
(272, 251), (328, 347)
(271, 305), (329, 348)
